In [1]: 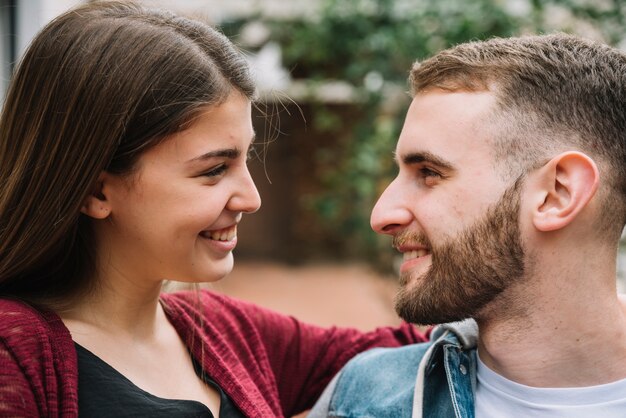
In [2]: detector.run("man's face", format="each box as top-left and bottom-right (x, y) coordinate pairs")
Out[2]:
(370, 89), (527, 325)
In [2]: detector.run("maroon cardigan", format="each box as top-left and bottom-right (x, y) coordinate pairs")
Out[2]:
(0, 290), (427, 417)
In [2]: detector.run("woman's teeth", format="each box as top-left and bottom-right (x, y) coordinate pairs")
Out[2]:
(204, 225), (237, 241)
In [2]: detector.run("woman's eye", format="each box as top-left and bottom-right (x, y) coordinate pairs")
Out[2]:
(202, 164), (227, 178)
(247, 145), (258, 162)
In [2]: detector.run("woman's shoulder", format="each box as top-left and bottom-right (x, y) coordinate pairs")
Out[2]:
(0, 298), (73, 356)
(161, 288), (226, 310)
(0, 299), (78, 415)
(0, 298), (49, 332)
(160, 289), (282, 332)
(161, 288), (261, 313)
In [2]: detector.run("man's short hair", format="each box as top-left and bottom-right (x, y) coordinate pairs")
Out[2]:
(409, 33), (626, 238)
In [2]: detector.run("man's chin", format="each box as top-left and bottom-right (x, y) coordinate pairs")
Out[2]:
(398, 269), (428, 288)
(394, 283), (480, 326)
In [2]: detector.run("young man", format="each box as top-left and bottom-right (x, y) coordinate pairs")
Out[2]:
(310, 33), (626, 417)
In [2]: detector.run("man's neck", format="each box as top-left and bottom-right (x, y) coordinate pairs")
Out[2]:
(476, 258), (626, 388)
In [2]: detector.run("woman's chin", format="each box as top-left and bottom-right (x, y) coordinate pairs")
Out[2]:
(164, 256), (235, 286)
(196, 260), (235, 283)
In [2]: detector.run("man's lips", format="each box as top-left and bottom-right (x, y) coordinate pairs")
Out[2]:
(394, 243), (432, 274)
(402, 248), (430, 262)
(395, 244), (431, 260)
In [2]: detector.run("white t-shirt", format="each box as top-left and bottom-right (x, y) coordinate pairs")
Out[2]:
(475, 355), (626, 417)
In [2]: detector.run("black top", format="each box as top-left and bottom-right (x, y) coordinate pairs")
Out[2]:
(75, 343), (245, 418)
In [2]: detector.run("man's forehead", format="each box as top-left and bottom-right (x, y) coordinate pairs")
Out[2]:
(394, 91), (497, 164)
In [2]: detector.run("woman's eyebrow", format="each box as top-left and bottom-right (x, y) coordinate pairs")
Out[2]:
(187, 148), (241, 163)
(186, 133), (256, 163)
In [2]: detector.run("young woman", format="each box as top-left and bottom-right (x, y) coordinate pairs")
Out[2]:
(0, 2), (426, 417)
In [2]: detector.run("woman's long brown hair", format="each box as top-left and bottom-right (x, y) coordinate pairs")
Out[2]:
(0, 1), (255, 306)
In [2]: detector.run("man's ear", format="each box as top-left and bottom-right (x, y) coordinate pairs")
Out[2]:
(80, 172), (112, 219)
(531, 152), (599, 232)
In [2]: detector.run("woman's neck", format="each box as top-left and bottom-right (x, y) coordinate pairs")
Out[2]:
(59, 271), (166, 341)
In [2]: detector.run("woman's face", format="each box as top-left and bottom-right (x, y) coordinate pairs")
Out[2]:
(97, 92), (260, 285)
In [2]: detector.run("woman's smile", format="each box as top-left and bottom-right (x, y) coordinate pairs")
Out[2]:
(199, 224), (238, 253)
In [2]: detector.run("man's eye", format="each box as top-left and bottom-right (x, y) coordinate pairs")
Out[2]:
(420, 167), (441, 178)
(419, 167), (444, 186)
(202, 164), (227, 178)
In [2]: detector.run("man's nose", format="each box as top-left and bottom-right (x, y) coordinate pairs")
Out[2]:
(370, 178), (413, 235)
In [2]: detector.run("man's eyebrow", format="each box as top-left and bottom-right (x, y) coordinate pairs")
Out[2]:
(396, 151), (455, 170)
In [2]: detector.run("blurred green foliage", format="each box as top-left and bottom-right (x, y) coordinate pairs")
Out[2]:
(222, 0), (626, 266)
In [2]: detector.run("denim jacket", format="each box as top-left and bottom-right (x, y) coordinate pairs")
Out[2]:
(309, 320), (479, 418)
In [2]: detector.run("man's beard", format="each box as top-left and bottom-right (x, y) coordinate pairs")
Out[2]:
(393, 178), (526, 326)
